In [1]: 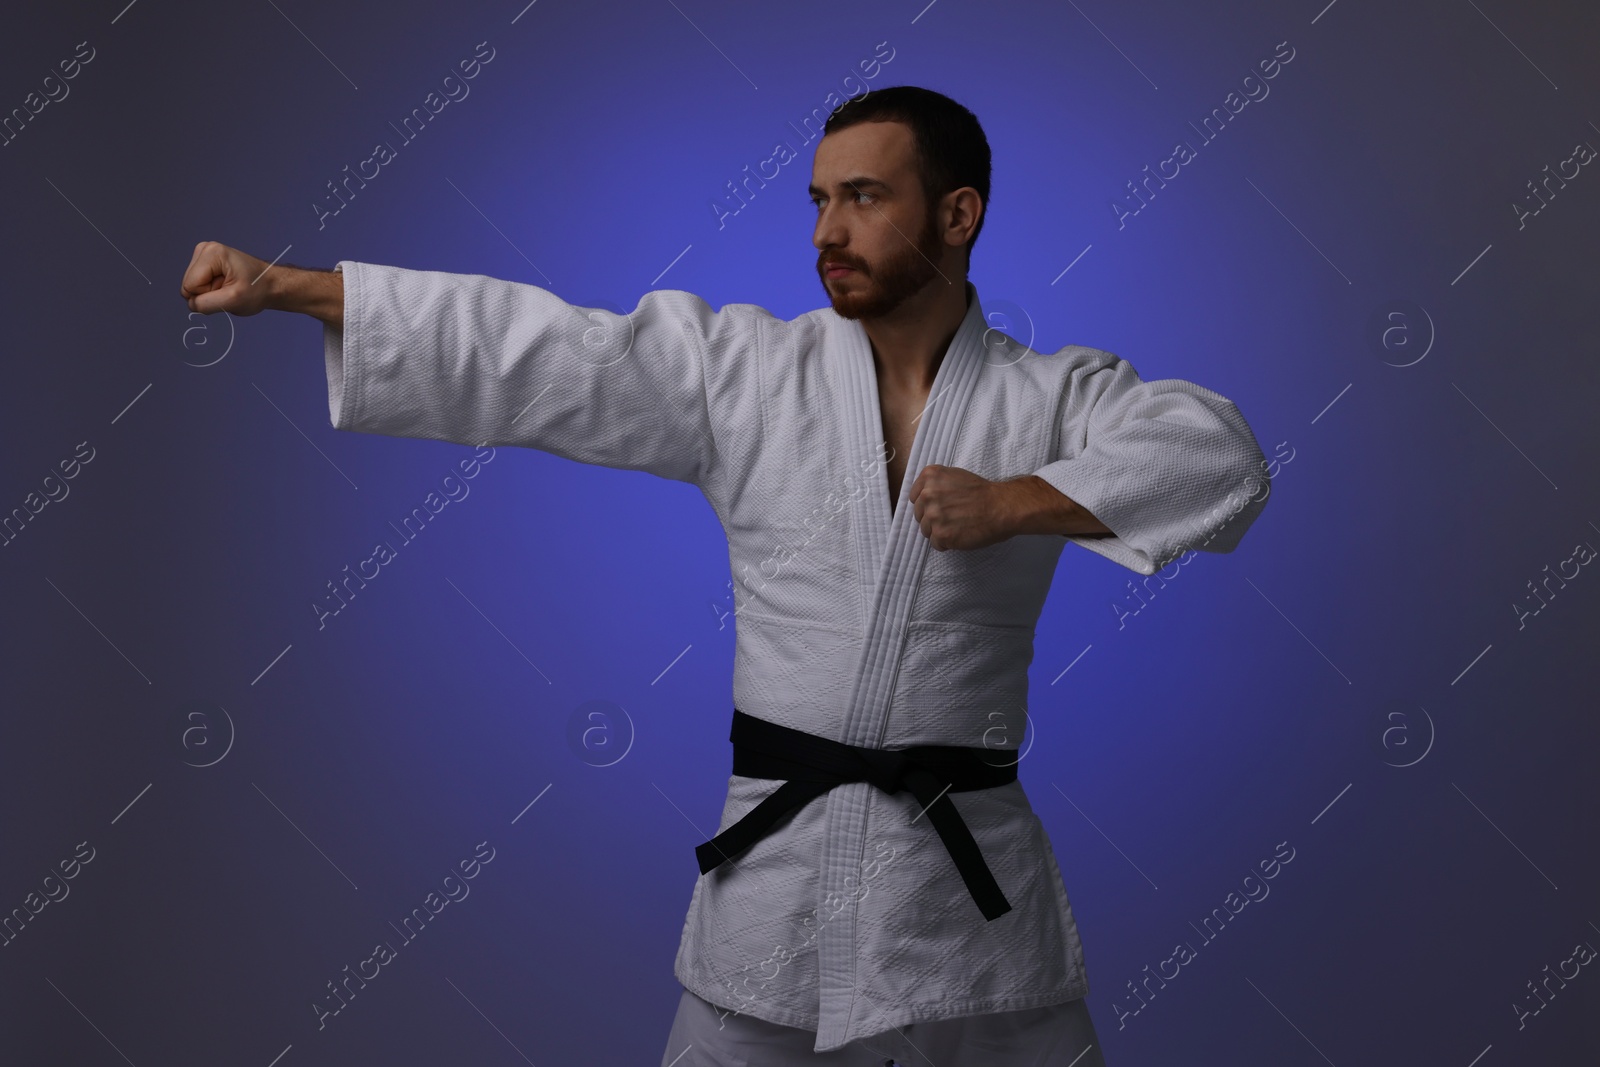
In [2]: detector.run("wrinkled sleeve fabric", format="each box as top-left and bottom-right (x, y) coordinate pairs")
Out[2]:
(323, 260), (755, 489)
(1032, 346), (1270, 576)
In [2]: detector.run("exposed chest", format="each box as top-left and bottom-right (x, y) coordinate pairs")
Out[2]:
(878, 384), (929, 515)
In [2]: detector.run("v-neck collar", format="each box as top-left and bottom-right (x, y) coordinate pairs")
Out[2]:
(832, 280), (989, 626)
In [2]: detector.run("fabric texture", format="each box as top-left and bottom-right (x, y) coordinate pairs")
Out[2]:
(323, 261), (1271, 1051)
(659, 985), (1108, 1067)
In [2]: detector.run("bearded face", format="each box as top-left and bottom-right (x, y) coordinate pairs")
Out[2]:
(816, 197), (946, 321)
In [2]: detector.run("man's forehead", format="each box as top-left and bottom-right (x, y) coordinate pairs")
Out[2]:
(810, 120), (916, 187)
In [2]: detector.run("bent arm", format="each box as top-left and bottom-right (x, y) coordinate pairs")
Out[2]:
(1031, 348), (1270, 575)
(1001, 474), (1114, 537)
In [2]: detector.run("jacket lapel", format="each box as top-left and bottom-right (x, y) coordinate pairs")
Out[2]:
(812, 282), (990, 1046)
(834, 280), (988, 744)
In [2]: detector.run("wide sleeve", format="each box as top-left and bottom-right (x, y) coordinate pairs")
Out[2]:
(323, 260), (761, 488)
(1031, 346), (1270, 576)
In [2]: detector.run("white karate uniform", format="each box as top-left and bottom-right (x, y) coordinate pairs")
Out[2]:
(659, 985), (1106, 1066)
(322, 262), (1270, 1055)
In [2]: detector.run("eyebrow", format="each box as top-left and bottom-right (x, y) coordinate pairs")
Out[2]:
(807, 177), (893, 198)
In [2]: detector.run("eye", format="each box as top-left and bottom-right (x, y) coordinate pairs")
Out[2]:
(810, 191), (875, 208)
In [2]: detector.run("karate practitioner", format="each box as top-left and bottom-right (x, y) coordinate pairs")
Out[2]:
(181, 85), (1270, 1066)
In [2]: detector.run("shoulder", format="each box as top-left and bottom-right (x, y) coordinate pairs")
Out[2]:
(977, 325), (1127, 393)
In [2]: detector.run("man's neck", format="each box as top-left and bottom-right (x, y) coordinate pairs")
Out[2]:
(863, 277), (971, 393)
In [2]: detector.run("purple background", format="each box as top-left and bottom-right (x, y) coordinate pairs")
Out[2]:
(1, 0), (1596, 1063)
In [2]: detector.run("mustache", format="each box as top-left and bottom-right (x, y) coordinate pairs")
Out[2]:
(819, 254), (868, 272)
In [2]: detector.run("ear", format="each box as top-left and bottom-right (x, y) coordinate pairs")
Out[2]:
(942, 187), (983, 247)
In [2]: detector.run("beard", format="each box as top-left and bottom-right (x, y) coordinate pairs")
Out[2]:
(816, 205), (946, 320)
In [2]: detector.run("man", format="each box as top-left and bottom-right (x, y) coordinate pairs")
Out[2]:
(182, 85), (1270, 1065)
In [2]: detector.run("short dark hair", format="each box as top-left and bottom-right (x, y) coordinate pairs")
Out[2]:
(823, 85), (992, 254)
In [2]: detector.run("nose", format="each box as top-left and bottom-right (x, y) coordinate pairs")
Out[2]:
(813, 200), (847, 251)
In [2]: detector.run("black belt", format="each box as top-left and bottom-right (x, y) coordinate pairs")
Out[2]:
(693, 709), (1019, 921)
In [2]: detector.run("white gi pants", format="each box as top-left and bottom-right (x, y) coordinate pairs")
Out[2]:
(659, 987), (1109, 1067)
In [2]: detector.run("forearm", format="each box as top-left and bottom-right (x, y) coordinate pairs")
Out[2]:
(266, 264), (344, 326)
(1003, 475), (1112, 537)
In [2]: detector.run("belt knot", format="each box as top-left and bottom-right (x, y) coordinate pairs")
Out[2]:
(856, 747), (911, 794)
(697, 710), (1022, 921)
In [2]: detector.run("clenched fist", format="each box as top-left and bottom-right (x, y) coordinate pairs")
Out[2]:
(907, 465), (1019, 551)
(909, 466), (1112, 549)
(179, 242), (344, 324)
(180, 242), (277, 316)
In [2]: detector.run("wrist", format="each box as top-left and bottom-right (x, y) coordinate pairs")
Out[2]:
(261, 262), (307, 314)
(259, 262), (287, 312)
(268, 264), (343, 325)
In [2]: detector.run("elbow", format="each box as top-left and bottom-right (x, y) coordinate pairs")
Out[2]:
(1202, 514), (1259, 557)
(1190, 471), (1271, 559)
(1216, 485), (1270, 554)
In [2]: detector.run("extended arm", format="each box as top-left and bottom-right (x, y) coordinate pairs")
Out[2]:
(180, 243), (763, 489)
